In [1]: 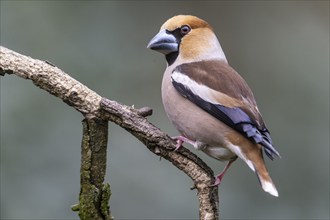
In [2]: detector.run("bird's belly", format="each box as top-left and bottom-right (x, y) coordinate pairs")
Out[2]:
(201, 145), (236, 161)
(162, 70), (236, 161)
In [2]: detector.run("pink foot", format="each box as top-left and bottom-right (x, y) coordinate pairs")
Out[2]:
(174, 139), (184, 151)
(172, 135), (196, 151)
(210, 157), (237, 187)
(211, 173), (225, 187)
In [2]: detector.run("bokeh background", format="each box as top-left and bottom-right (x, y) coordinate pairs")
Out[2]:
(1, 1), (329, 219)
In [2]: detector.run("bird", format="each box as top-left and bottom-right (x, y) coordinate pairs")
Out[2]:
(147, 15), (280, 197)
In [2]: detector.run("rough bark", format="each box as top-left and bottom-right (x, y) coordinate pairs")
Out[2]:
(77, 119), (112, 220)
(0, 46), (219, 220)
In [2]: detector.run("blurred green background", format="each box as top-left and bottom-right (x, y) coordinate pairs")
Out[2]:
(1, 1), (329, 219)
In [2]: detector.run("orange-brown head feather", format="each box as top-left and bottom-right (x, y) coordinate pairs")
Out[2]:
(160, 15), (226, 62)
(160, 15), (212, 31)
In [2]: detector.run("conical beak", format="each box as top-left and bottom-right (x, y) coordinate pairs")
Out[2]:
(147, 29), (178, 55)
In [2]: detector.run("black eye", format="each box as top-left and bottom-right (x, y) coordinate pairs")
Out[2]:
(180, 25), (191, 35)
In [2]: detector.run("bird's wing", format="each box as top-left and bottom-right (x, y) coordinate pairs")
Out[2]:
(171, 60), (280, 159)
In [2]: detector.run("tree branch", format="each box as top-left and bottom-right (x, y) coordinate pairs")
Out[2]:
(75, 119), (112, 220)
(0, 46), (219, 220)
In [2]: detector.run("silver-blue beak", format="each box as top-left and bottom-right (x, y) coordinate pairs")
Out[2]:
(147, 29), (178, 55)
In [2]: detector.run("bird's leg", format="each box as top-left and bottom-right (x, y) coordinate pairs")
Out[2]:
(172, 135), (196, 151)
(211, 157), (237, 186)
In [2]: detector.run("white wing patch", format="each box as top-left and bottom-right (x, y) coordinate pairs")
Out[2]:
(171, 71), (215, 103)
(171, 70), (242, 108)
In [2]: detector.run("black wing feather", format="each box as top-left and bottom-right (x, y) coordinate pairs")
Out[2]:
(172, 79), (280, 160)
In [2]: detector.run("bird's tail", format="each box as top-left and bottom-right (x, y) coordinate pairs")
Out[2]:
(253, 163), (279, 197)
(227, 142), (279, 197)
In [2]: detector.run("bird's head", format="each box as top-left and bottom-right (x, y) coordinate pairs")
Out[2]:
(147, 15), (227, 65)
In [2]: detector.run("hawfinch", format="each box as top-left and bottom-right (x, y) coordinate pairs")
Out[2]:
(147, 15), (280, 197)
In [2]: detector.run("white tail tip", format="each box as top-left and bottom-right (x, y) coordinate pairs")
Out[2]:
(262, 180), (279, 197)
